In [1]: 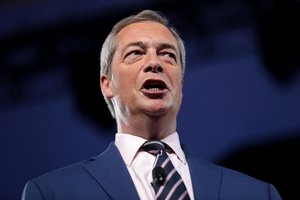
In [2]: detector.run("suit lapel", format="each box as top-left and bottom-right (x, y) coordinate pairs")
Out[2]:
(184, 146), (222, 200)
(83, 143), (139, 200)
(82, 142), (222, 199)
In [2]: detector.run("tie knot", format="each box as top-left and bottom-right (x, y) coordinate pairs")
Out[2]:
(141, 141), (165, 155)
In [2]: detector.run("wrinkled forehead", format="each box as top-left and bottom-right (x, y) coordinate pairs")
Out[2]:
(116, 21), (179, 50)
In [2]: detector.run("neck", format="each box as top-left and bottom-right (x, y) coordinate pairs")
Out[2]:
(116, 113), (177, 140)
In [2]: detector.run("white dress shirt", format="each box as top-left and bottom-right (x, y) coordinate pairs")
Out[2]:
(115, 132), (194, 200)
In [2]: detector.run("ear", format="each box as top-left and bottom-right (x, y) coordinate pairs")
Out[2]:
(100, 75), (113, 98)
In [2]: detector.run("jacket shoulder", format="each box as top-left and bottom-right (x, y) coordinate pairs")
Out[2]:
(22, 144), (115, 200)
(185, 148), (281, 199)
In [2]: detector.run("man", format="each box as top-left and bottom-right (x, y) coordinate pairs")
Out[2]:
(22, 10), (282, 199)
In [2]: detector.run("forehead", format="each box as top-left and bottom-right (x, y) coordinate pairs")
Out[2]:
(116, 21), (178, 47)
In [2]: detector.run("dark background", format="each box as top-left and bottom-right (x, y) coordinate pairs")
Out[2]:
(1, 0), (299, 199)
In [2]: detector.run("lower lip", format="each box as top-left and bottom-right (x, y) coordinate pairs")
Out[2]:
(140, 88), (168, 98)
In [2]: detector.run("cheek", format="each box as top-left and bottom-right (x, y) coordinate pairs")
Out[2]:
(111, 67), (128, 86)
(111, 70), (137, 95)
(174, 77), (183, 101)
(175, 85), (183, 109)
(176, 85), (183, 100)
(170, 70), (183, 88)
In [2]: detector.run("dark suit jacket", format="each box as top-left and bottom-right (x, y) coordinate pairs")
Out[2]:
(22, 142), (282, 200)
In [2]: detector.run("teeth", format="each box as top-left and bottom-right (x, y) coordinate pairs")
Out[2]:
(148, 88), (162, 91)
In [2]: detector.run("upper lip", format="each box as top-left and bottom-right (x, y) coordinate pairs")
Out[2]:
(141, 79), (169, 90)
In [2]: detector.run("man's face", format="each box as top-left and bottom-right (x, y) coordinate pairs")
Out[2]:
(102, 21), (183, 120)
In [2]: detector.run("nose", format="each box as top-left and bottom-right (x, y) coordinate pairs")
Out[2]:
(143, 52), (164, 73)
(144, 65), (163, 73)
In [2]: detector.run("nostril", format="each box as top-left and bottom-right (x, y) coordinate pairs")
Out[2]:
(144, 65), (163, 73)
(157, 66), (163, 73)
(144, 66), (153, 72)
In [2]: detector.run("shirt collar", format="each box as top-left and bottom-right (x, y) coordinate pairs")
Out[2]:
(115, 132), (187, 167)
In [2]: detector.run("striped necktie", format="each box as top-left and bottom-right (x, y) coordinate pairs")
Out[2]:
(141, 140), (191, 200)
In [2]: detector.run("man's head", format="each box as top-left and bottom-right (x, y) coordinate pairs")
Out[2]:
(100, 10), (185, 123)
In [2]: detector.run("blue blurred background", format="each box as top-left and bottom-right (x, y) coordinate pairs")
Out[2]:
(1, 0), (299, 199)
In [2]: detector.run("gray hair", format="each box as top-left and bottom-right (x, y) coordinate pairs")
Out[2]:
(100, 9), (186, 118)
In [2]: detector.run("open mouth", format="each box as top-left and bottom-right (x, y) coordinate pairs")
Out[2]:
(141, 79), (169, 95)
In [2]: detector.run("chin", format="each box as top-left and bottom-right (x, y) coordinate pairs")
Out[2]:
(143, 105), (170, 117)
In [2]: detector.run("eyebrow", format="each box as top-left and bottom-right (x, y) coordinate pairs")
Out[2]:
(124, 41), (147, 50)
(158, 43), (178, 53)
(124, 41), (178, 52)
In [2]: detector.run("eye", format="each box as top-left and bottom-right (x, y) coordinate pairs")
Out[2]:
(160, 51), (177, 64)
(126, 50), (142, 56)
(161, 52), (176, 59)
(123, 50), (144, 64)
